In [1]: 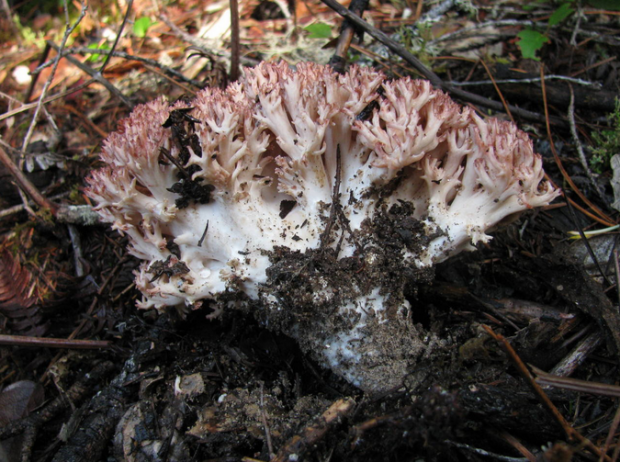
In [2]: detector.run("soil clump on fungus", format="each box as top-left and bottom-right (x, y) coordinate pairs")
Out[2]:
(259, 201), (436, 394)
(1, 0), (620, 461)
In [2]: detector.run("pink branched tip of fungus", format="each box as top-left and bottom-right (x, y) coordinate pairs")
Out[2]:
(86, 61), (559, 312)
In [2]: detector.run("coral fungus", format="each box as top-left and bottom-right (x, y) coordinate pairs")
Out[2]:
(87, 62), (558, 393)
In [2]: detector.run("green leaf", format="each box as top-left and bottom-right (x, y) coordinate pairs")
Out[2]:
(517, 30), (549, 60)
(549, 3), (575, 26)
(304, 23), (332, 39)
(133, 16), (154, 38)
(86, 43), (109, 62)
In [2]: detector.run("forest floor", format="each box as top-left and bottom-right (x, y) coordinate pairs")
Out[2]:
(1, 0), (620, 460)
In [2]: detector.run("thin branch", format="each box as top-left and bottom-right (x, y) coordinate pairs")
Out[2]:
(602, 403), (620, 462)
(567, 84), (608, 206)
(0, 79), (95, 122)
(483, 325), (610, 461)
(450, 75), (595, 87)
(0, 362), (115, 441)
(46, 40), (133, 108)
(0, 192), (69, 219)
(99, 0), (132, 73)
(319, 0), (565, 126)
(540, 66), (614, 225)
(0, 334), (111, 349)
(229, 0), (240, 82)
(319, 146), (342, 249)
(21, 1), (87, 155)
(273, 398), (355, 462)
(329, 0), (370, 73)
(24, 43), (51, 103)
(0, 146), (58, 215)
(40, 47), (205, 88)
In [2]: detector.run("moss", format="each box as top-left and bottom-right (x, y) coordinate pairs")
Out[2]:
(591, 98), (620, 173)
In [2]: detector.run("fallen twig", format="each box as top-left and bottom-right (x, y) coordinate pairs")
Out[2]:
(21, 1), (87, 155)
(46, 40), (133, 108)
(273, 398), (355, 462)
(567, 84), (608, 206)
(0, 334), (111, 350)
(0, 146), (58, 215)
(320, 0), (565, 126)
(532, 365), (620, 399)
(229, 0), (240, 81)
(540, 65), (614, 226)
(483, 325), (610, 461)
(329, 0), (370, 73)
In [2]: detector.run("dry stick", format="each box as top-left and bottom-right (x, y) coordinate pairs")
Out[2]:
(0, 192), (69, 219)
(533, 368), (620, 399)
(0, 146), (58, 215)
(497, 430), (537, 462)
(329, 0), (370, 74)
(570, 55), (617, 77)
(46, 41), (133, 109)
(540, 65), (614, 226)
(0, 142), (98, 224)
(567, 84), (608, 206)
(229, 0), (240, 82)
(21, 425), (37, 462)
(550, 332), (602, 377)
(569, 197), (614, 227)
(0, 79), (95, 122)
(449, 74), (595, 87)
(349, 43), (405, 78)
(323, 0), (442, 85)
(21, 1), (87, 156)
(319, 146), (342, 249)
(41, 0), (135, 108)
(482, 325), (609, 461)
(320, 0), (565, 126)
(273, 398), (355, 462)
(61, 103), (108, 138)
(99, 0), (132, 75)
(414, 0), (424, 20)
(24, 43), (51, 103)
(15, 0), (86, 218)
(0, 334), (111, 350)
(46, 48), (205, 88)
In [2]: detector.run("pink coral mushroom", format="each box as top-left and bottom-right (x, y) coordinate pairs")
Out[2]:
(87, 62), (558, 393)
